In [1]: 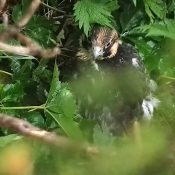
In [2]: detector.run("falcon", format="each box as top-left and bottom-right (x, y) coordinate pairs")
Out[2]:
(75, 26), (159, 135)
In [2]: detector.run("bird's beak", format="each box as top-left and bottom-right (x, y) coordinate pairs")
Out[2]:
(92, 46), (103, 59)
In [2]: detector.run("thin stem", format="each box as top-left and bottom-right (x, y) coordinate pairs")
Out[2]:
(0, 70), (13, 76)
(159, 75), (175, 81)
(0, 104), (45, 110)
(41, 2), (66, 13)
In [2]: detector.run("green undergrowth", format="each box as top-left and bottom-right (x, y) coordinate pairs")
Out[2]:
(0, 0), (175, 174)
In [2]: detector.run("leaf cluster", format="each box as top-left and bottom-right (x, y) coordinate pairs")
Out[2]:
(0, 0), (175, 174)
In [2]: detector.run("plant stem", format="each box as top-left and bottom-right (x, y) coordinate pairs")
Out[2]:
(0, 104), (45, 110)
(159, 75), (175, 81)
(0, 70), (13, 76)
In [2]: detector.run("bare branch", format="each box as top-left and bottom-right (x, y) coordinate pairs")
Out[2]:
(0, 42), (60, 58)
(0, 114), (98, 155)
(41, 1), (66, 14)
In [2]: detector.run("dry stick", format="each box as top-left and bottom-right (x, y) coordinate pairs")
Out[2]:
(0, 113), (70, 147)
(41, 1), (66, 13)
(0, 42), (60, 58)
(0, 114), (98, 155)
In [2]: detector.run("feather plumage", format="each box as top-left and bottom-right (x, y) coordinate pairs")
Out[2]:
(75, 26), (159, 135)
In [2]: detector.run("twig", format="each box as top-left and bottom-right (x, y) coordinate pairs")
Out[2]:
(0, 42), (60, 58)
(0, 0), (60, 58)
(0, 113), (99, 155)
(41, 1), (66, 13)
(0, 69), (13, 76)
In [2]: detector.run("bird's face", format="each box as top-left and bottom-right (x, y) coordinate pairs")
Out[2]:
(91, 27), (119, 60)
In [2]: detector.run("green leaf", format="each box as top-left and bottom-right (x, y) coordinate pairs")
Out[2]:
(139, 19), (175, 40)
(46, 84), (83, 140)
(47, 84), (76, 117)
(33, 64), (52, 84)
(25, 112), (46, 128)
(131, 38), (155, 60)
(132, 0), (137, 6)
(120, 9), (144, 33)
(46, 110), (83, 140)
(46, 63), (60, 104)
(144, 0), (167, 22)
(13, 60), (34, 83)
(105, 0), (119, 12)
(74, 0), (116, 36)
(10, 59), (21, 74)
(0, 82), (24, 104)
(25, 15), (56, 47)
(46, 64), (83, 140)
(12, 0), (32, 22)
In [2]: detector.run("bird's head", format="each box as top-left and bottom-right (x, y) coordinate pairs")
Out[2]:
(91, 27), (120, 60)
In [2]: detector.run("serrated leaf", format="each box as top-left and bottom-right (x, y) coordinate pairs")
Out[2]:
(25, 112), (46, 128)
(105, 0), (119, 11)
(33, 64), (52, 83)
(47, 85), (76, 117)
(46, 63), (60, 104)
(10, 59), (21, 74)
(45, 64), (83, 140)
(25, 15), (56, 47)
(144, 0), (167, 22)
(11, 60), (34, 88)
(46, 111), (83, 140)
(120, 8), (144, 33)
(0, 83), (24, 104)
(139, 19), (175, 40)
(45, 104), (83, 140)
(74, 0), (115, 36)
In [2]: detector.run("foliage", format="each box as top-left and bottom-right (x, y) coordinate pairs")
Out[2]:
(143, 0), (167, 22)
(0, 0), (175, 174)
(74, 0), (119, 36)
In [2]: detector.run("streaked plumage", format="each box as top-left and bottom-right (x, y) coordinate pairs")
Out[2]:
(75, 26), (159, 135)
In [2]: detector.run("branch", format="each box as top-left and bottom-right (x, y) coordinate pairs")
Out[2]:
(0, 42), (60, 58)
(41, 1), (66, 14)
(0, 114), (98, 155)
(0, 0), (60, 58)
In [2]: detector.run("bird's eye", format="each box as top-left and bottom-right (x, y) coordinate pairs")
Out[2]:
(105, 41), (111, 48)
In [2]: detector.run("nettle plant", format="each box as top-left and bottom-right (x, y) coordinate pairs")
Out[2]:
(0, 1), (175, 175)
(0, 0), (175, 140)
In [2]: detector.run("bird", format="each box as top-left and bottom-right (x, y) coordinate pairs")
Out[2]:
(74, 26), (159, 135)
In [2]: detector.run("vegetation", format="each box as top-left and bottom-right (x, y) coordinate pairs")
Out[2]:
(0, 0), (175, 174)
